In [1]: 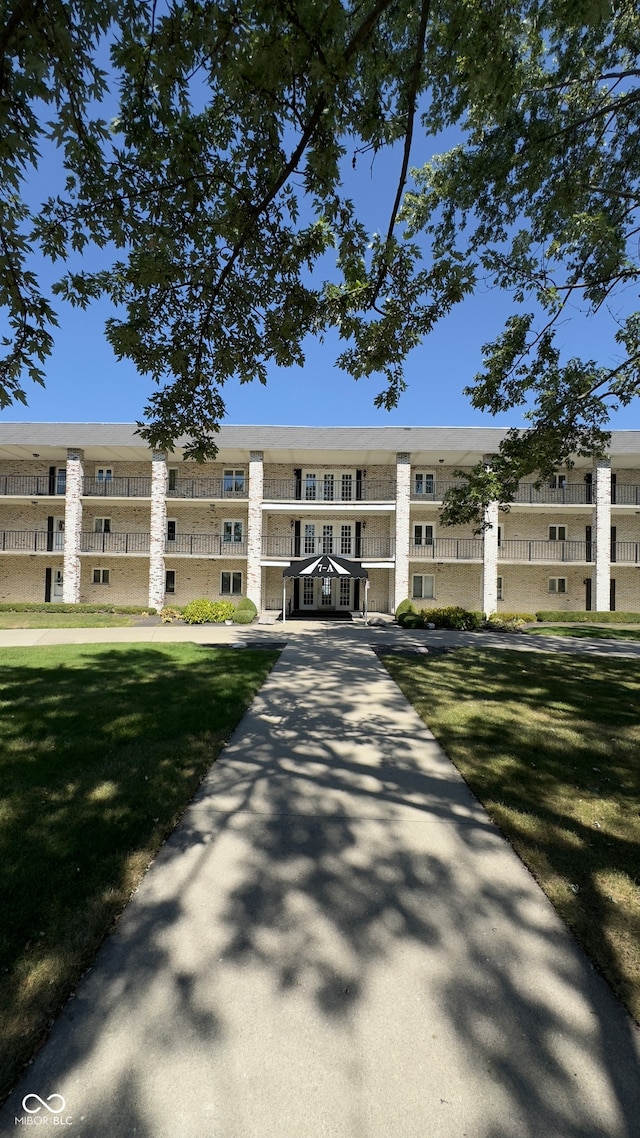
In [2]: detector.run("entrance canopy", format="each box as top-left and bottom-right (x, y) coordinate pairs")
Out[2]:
(282, 554), (369, 580)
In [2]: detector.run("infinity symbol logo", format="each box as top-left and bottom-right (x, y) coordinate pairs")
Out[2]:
(22, 1093), (66, 1114)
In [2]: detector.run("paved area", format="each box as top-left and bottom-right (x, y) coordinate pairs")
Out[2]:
(1, 624), (640, 1137)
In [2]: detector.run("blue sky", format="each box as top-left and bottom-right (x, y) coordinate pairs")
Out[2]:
(2, 93), (638, 432)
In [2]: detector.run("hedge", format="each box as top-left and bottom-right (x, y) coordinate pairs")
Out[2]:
(0, 602), (156, 614)
(536, 611), (640, 624)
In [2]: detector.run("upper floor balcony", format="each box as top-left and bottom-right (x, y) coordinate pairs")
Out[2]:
(83, 476), (151, 498)
(263, 477), (396, 503)
(80, 531), (150, 554)
(0, 474), (66, 497)
(262, 535), (395, 559)
(409, 538), (483, 560)
(165, 535), (247, 556)
(166, 476), (248, 500)
(499, 539), (591, 562)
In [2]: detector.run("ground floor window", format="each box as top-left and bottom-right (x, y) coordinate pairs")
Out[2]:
(497, 575), (503, 601)
(412, 574), (435, 600)
(222, 571), (242, 595)
(92, 568), (110, 585)
(548, 577), (567, 594)
(165, 570), (176, 594)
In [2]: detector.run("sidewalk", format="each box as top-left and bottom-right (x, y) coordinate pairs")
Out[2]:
(2, 633), (640, 1137)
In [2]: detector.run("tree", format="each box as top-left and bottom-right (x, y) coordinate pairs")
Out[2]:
(2, 0), (639, 522)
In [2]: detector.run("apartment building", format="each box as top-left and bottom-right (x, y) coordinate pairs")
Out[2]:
(0, 423), (639, 615)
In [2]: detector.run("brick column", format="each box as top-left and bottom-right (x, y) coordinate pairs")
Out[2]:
(394, 452), (411, 611)
(148, 451), (167, 611)
(247, 451), (263, 609)
(593, 457), (611, 613)
(63, 448), (83, 603)
(481, 456), (499, 616)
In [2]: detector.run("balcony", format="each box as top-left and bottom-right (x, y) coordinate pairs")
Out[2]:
(83, 477), (151, 498)
(512, 484), (591, 505)
(611, 542), (640, 564)
(263, 478), (396, 502)
(166, 477), (248, 500)
(165, 535), (247, 556)
(80, 532), (150, 554)
(499, 540), (591, 562)
(0, 475), (65, 497)
(0, 530), (61, 552)
(262, 536), (395, 559)
(612, 484), (640, 506)
(410, 538), (483, 560)
(411, 480), (465, 502)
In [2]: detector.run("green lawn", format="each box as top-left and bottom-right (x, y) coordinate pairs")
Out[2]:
(0, 643), (278, 1099)
(382, 648), (640, 1024)
(0, 611), (140, 628)
(527, 624), (640, 642)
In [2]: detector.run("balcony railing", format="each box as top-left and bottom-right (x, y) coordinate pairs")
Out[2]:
(611, 542), (640, 563)
(409, 538), (483, 560)
(0, 530), (60, 552)
(79, 532), (150, 554)
(612, 484), (640, 506)
(83, 477), (151, 498)
(410, 480), (465, 501)
(262, 536), (395, 558)
(499, 539), (590, 562)
(512, 484), (592, 505)
(263, 478), (396, 502)
(165, 535), (247, 555)
(0, 475), (66, 496)
(166, 478), (248, 500)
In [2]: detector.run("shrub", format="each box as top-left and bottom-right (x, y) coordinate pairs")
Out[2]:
(234, 596), (258, 624)
(182, 599), (219, 624)
(495, 612), (537, 623)
(161, 606), (183, 624)
(0, 602), (155, 614)
(484, 615), (527, 633)
(395, 598), (417, 619)
(536, 610), (640, 624)
(420, 606), (484, 631)
(210, 600), (236, 623)
(398, 611), (425, 629)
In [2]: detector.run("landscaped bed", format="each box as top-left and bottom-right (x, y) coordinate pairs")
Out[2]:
(0, 643), (279, 1100)
(382, 648), (640, 1024)
(526, 624), (640, 643)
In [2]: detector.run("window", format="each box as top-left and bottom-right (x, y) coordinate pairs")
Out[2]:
(322, 524), (333, 554)
(412, 574), (435, 600)
(550, 473), (566, 490)
(94, 517), (111, 533)
(497, 576), (503, 601)
(341, 473), (353, 501)
(323, 473), (334, 501)
(165, 570), (176, 594)
(304, 473), (317, 500)
(95, 467), (113, 482)
(168, 468), (178, 492)
(548, 577), (567, 594)
(221, 571), (242, 595)
(549, 525), (567, 541)
(414, 472), (435, 497)
(304, 524), (315, 555)
(223, 520), (243, 543)
(223, 468), (245, 493)
(340, 524), (352, 555)
(92, 568), (110, 585)
(167, 520), (176, 542)
(413, 524), (434, 546)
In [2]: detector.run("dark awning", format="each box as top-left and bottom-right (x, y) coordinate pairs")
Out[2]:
(283, 554), (369, 580)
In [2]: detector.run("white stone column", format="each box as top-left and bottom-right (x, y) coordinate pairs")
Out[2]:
(482, 500), (499, 616)
(149, 451), (167, 611)
(394, 452), (411, 611)
(593, 457), (611, 613)
(63, 449), (83, 603)
(481, 455), (499, 616)
(247, 451), (263, 609)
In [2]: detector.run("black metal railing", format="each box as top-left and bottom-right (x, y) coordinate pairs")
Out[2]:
(0, 530), (57, 552)
(166, 478), (248, 499)
(165, 535), (247, 555)
(79, 532), (150, 554)
(0, 475), (66, 496)
(611, 484), (640, 506)
(262, 478), (396, 502)
(512, 484), (591, 505)
(409, 538), (483, 560)
(498, 539), (590, 562)
(83, 477), (152, 498)
(611, 542), (640, 563)
(262, 535), (394, 558)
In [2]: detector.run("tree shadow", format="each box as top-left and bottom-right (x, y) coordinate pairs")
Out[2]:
(2, 640), (640, 1136)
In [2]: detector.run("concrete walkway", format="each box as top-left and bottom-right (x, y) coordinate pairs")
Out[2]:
(1, 627), (640, 1136)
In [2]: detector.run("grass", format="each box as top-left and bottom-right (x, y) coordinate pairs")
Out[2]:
(0, 643), (278, 1100)
(527, 624), (640, 642)
(382, 648), (640, 1023)
(0, 611), (141, 628)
